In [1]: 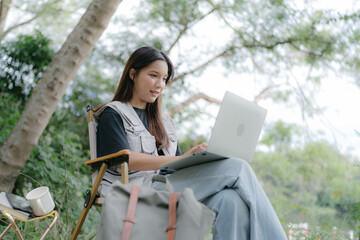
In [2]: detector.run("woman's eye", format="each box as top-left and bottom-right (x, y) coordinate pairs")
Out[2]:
(150, 74), (157, 78)
(162, 78), (167, 82)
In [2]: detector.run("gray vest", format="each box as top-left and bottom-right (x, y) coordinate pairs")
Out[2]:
(94, 101), (178, 193)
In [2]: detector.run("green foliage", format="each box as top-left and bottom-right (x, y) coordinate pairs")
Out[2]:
(0, 31), (99, 239)
(0, 94), (22, 145)
(0, 115), (100, 239)
(0, 30), (54, 103)
(147, 0), (205, 28)
(0, 91), (101, 239)
(12, 112), (99, 239)
(253, 121), (360, 236)
(3, 0), (93, 44)
(0, 99), (99, 239)
(178, 133), (207, 154)
(261, 121), (302, 152)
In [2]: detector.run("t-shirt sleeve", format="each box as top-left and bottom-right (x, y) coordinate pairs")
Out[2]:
(96, 107), (130, 157)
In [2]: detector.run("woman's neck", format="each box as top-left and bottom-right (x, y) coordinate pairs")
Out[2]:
(129, 99), (146, 109)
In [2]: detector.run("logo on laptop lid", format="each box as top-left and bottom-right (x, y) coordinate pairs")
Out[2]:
(236, 123), (245, 136)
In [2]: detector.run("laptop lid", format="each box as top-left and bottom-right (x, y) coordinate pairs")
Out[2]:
(160, 91), (267, 171)
(206, 91), (267, 162)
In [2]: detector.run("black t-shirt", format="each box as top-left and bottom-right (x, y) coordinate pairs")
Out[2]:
(96, 107), (182, 157)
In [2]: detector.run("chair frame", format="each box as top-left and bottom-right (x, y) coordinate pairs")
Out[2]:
(70, 105), (130, 240)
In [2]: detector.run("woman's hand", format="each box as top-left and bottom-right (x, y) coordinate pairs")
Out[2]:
(183, 142), (208, 157)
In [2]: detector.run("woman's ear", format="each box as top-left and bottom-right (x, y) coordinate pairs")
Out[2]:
(129, 68), (136, 81)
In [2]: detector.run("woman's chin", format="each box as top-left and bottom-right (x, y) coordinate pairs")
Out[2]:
(147, 97), (158, 103)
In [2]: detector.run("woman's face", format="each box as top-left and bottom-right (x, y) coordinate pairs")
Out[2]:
(129, 60), (168, 109)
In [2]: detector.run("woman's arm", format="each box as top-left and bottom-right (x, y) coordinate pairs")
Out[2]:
(128, 151), (180, 170)
(129, 142), (208, 171)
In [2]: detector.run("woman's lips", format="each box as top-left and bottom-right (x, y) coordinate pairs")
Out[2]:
(150, 90), (159, 97)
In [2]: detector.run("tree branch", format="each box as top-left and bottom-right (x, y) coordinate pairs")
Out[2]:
(243, 38), (296, 49)
(168, 46), (234, 85)
(168, 92), (221, 117)
(166, 5), (219, 54)
(166, 24), (188, 55)
(207, 0), (254, 42)
(288, 41), (331, 58)
(253, 83), (288, 104)
(0, 12), (40, 39)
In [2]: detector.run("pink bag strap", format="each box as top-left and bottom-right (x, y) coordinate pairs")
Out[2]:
(165, 192), (178, 240)
(121, 185), (139, 240)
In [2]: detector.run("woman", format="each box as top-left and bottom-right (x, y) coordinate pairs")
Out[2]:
(94, 46), (287, 240)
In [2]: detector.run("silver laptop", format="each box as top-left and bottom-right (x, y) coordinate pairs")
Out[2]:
(159, 91), (267, 171)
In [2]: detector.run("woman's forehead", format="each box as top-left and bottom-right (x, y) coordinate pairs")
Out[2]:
(143, 60), (168, 75)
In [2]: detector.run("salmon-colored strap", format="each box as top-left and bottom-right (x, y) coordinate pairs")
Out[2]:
(121, 185), (140, 240)
(165, 192), (178, 240)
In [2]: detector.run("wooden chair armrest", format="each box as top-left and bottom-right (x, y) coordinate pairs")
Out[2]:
(84, 149), (130, 170)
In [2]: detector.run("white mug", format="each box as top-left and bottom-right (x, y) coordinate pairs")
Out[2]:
(26, 186), (55, 216)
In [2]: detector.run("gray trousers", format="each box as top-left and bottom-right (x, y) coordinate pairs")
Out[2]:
(165, 158), (287, 240)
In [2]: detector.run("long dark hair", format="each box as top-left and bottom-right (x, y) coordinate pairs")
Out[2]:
(98, 46), (174, 149)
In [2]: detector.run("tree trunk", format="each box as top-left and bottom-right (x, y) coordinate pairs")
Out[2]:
(0, 0), (123, 192)
(0, 0), (12, 34)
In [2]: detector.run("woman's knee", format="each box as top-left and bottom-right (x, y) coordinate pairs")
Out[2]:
(203, 189), (250, 238)
(216, 157), (254, 175)
(203, 188), (249, 217)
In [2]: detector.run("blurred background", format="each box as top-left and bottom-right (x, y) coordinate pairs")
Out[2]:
(1, 0), (359, 239)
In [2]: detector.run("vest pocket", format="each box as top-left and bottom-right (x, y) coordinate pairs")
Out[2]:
(127, 134), (142, 153)
(140, 135), (157, 154)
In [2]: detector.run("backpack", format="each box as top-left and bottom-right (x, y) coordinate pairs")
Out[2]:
(96, 175), (215, 240)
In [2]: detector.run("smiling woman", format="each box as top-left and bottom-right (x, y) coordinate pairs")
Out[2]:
(129, 60), (168, 109)
(93, 46), (288, 240)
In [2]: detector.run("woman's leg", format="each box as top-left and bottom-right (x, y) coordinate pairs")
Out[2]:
(202, 189), (250, 240)
(167, 158), (287, 240)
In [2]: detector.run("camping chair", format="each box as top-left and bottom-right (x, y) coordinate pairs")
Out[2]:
(70, 105), (130, 240)
(0, 210), (58, 240)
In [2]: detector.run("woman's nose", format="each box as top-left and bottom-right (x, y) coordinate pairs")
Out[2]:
(155, 78), (164, 87)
